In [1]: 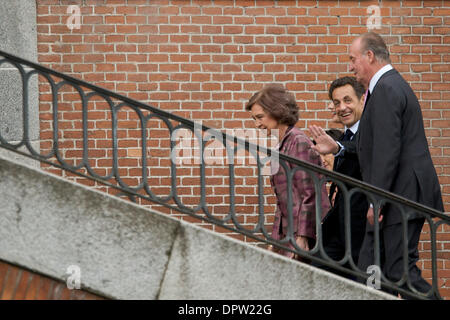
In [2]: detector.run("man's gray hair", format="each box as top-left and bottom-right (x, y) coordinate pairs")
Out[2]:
(360, 32), (391, 64)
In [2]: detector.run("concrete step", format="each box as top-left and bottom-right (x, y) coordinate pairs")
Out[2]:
(0, 154), (395, 300)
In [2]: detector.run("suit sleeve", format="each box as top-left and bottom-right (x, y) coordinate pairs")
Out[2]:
(291, 136), (320, 239)
(366, 82), (405, 196)
(340, 139), (357, 155)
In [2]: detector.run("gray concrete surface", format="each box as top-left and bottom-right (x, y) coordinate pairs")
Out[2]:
(158, 220), (394, 300)
(0, 69), (39, 141)
(0, 141), (41, 168)
(0, 155), (396, 300)
(0, 0), (40, 162)
(0, 0), (38, 63)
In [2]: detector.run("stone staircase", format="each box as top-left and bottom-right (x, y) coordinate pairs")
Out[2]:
(0, 154), (395, 300)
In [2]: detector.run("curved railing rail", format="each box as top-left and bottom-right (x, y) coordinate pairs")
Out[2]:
(0, 49), (448, 300)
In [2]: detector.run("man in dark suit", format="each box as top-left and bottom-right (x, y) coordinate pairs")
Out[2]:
(348, 32), (444, 298)
(318, 76), (368, 279)
(310, 32), (444, 299)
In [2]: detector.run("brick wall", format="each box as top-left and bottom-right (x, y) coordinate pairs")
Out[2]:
(33, 0), (449, 298)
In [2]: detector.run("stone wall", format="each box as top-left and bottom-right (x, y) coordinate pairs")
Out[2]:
(0, 0), (40, 166)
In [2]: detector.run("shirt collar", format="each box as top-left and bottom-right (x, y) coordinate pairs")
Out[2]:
(369, 64), (393, 94)
(345, 120), (360, 135)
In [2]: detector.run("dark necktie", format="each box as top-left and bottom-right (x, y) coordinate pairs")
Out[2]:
(329, 129), (354, 202)
(341, 128), (354, 142)
(335, 129), (354, 169)
(329, 129), (355, 205)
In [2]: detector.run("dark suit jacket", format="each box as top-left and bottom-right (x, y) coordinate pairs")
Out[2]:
(357, 69), (444, 226)
(322, 132), (368, 261)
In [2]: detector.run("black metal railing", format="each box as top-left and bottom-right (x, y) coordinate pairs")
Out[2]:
(0, 50), (448, 300)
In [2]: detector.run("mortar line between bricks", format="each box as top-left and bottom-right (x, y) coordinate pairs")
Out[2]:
(11, 269), (23, 300)
(0, 266), (11, 299)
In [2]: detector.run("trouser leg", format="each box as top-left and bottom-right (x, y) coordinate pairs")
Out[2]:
(382, 218), (435, 299)
(356, 222), (385, 288)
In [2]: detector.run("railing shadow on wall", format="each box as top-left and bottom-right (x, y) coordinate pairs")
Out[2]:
(0, 50), (448, 300)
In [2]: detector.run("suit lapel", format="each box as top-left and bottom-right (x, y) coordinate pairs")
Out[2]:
(361, 68), (397, 117)
(333, 131), (345, 171)
(358, 68), (397, 151)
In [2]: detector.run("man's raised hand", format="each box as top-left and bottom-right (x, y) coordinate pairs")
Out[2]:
(308, 125), (340, 155)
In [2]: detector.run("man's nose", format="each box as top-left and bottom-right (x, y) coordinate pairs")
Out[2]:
(336, 103), (345, 112)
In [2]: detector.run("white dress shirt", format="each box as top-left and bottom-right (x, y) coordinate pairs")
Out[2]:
(369, 64), (393, 94)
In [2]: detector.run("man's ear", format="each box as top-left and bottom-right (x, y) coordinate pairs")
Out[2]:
(360, 93), (366, 104)
(366, 50), (375, 64)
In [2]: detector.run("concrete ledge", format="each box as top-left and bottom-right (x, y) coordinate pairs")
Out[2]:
(0, 154), (179, 299)
(0, 0), (37, 64)
(0, 142), (41, 168)
(0, 0), (40, 168)
(0, 154), (396, 300)
(0, 69), (39, 141)
(159, 221), (395, 300)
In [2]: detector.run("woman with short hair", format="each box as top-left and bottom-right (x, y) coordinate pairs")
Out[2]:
(246, 83), (330, 261)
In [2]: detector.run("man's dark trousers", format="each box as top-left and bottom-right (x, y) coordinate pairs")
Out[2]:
(319, 132), (367, 279)
(357, 217), (435, 299)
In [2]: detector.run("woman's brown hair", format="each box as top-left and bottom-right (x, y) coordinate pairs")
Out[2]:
(245, 83), (299, 126)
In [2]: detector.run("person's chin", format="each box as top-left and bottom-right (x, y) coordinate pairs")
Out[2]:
(339, 118), (349, 126)
(342, 120), (352, 127)
(258, 127), (270, 135)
